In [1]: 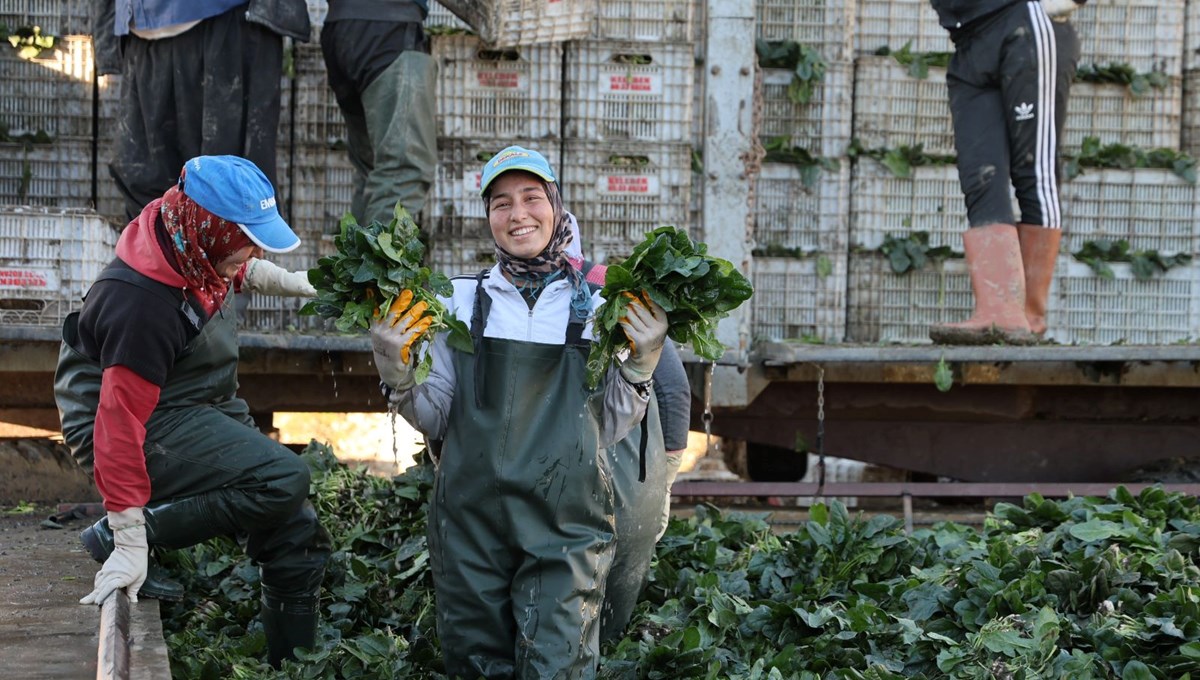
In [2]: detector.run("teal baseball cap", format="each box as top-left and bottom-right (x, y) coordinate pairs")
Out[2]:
(479, 146), (556, 196)
(179, 155), (300, 253)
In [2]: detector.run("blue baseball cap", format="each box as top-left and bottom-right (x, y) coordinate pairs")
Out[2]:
(479, 146), (556, 196)
(179, 155), (300, 253)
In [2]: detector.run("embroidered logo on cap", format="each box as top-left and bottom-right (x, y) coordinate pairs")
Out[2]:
(492, 150), (530, 167)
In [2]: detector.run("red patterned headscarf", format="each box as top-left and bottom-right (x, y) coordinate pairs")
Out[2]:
(160, 180), (252, 313)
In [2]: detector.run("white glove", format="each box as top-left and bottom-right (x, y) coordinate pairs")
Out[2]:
(80, 507), (148, 606)
(1041, 0), (1085, 17)
(370, 291), (432, 390)
(243, 258), (317, 297)
(618, 292), (669, 384)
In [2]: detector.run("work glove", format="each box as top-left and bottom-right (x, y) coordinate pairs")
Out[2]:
(242, 258), (317, 297)
(80, 507), (148, 606)
(1041, 0), (1086, 17)
(618, 292), (669, 385)
(370, 289), (433, 390)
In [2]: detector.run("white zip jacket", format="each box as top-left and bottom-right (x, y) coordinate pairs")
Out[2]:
(392, 263), (650, 448)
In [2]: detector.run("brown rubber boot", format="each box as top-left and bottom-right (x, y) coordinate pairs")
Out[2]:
(1017, 223), (1062, 337)
(930, 223), (1036, 345)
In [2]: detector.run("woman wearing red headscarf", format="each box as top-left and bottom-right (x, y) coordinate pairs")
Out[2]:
(55, 155), (329, 669)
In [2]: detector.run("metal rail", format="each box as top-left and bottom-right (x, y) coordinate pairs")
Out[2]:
(97, 590), (131, 680)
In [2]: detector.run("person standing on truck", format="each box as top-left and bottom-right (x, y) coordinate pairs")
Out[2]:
(370, 145), (671, 678)
(91, 0), (311, 221)
(54, 155), (330, 669)
(928, 0), (1084, 344)
(319, 0), (438, 227)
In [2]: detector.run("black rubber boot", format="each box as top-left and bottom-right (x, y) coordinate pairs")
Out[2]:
(80, 520), (185, 601)
(261, 584), (321, 668)
(80, 495), (235, 602)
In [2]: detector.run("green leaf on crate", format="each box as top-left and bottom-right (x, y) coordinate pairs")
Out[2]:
(1075, 62), (1169, 97)
(1066, 137), (1198, 183)
(4, 25), (56, 59)
(1072, 239), (1192, 280)
(848, 140), (956, 178)
(879, 41), (952, 80)
(762, 138), (839, 188)
(880, 232), (958, 275)
(756, 39), (826, 105)
(816, 254), (833, 278)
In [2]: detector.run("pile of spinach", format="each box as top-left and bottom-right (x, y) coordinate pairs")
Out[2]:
(1, 24), (56, 59)
(762, 137), (841, 189)
(875, 42), (953, 80)
(160, 442), (1200, 679)
(586, 226), (754, 387)
(879, 231), (958, 275)
(301, 206), (472, 383)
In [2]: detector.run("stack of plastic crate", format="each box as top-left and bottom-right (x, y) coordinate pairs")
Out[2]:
(1047, 0), (1197, 344)
(559, 0), (695, 264)
(0, 24), (100, 210)
(422, 23), (564, 276)
(0, 207), (116, 327)
(751, 0), (854, 343)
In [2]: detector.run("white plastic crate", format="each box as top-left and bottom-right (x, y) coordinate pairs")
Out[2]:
(851, 56), (954, 157)
(751, 255), (847, 344)
(758, 60), (853, 158)
(560, 141), (692, 255)
(849, 158), (968, 252)
(1064, 79), (1182, 153)
(426, 1), (471, 31)
(0, 36), (95, 140)
(754, 161), (849, 254)
(1183, 69), (1200, 159)
(0, 207), (115, 327)
(426, 236), (497, 278)
(286, 145), (357, 238)
(1073, 0), (1184, 78)
(755, 0), (855, 62)
(434, 35), (562, 140)
(564, 40), (694, 144)
(290, 45), (347, 147)
(846, 252), (972, 344)
(429, 137), (562, 241)
(427, 0), (595, 47)
(855, 0), (949, 55)
(0, 139), (94, 208)
(591, 0), (694, 43)
(1047, 258), (1200, 345)
(0, 0), (91, 36)
(1059, 168), (1198, 256)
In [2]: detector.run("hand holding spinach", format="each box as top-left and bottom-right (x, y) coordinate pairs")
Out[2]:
(301, 205), (472, 383)
(586, 226), (754, 387)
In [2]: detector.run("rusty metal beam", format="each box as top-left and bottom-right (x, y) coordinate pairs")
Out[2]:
(670, 481), (1200, 498)
(97, 590), (131, 680)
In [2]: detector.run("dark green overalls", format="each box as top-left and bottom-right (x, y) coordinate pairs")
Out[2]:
(428, 275), (616, 679)
(54, 265), (329, 666)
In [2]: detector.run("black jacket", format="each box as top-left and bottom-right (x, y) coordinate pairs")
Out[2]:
(929, 0), (1022, 31)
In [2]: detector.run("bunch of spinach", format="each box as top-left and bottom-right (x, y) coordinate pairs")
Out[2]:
(301, 206), (472, 383)
(1076, 62), (1169, 96)
(1065, 136), (1199, 183)
(586, 226), (753, 387)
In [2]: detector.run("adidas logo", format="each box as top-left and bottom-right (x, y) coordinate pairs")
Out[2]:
(1014, 102), (1035, 121)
